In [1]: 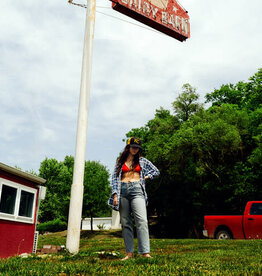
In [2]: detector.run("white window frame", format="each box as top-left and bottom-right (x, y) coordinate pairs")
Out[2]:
(0, 178), (37, 224)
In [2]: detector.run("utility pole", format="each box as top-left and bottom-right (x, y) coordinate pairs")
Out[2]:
(66, 0), (96, 254)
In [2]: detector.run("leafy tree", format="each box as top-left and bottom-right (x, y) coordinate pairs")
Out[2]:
(245, 68), (262, 111)
(205, 82), (247, 108)
(38, 158), (72, 223)
(227, 106), (262, 209)
(38, 156), (111, 230)
(82, 161), (111, 231)
(172, 83), (203, 121)
(205, 68), (262, 111)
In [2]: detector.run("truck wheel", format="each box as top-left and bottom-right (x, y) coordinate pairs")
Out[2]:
(216, 230), (231, 239)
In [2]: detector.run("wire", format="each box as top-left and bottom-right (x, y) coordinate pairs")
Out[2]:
(96, 10), (164, 36)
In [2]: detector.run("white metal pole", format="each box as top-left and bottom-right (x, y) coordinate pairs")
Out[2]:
(66, 0), (96, 254)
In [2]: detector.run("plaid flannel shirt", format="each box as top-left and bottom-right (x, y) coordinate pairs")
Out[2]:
(108, 157), (160, 211)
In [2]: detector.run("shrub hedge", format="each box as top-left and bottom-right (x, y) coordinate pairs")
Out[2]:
(37, 219), (67, 233)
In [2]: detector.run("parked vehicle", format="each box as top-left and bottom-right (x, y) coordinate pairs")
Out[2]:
(203, 201), (262, 239)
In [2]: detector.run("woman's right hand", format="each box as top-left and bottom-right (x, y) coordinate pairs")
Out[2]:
(113, 194), (118, 206)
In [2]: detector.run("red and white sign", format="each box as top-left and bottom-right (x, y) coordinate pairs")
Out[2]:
(111, 0), (190, 41)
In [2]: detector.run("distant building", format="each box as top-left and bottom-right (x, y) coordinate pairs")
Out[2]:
(82, 210), (121, 230)
(0, 162), (46, 258)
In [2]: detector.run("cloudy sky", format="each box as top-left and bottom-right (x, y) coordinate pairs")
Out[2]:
(1, 0), (262, 175)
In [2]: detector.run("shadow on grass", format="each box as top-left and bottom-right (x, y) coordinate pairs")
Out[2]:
(80, 230), (122, 239)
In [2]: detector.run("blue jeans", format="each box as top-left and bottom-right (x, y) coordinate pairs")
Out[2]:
(119, 181), (150, 254)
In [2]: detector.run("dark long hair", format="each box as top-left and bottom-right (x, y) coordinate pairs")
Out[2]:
(116, 145), (142, 176)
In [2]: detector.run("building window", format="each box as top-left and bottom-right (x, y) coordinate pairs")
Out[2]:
(0, 185), (17, 215)
(0, 178), (37, 224)
(19, 190), (34, 218)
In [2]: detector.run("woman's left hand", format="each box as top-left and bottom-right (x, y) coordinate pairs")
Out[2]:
(145, 175), (150, 180)
(113, 194), (118, 206)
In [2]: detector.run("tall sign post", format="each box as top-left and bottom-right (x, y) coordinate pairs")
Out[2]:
(66, 0), (96, 254)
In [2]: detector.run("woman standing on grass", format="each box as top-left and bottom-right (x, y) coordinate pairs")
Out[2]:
(108, 137), (160, 260)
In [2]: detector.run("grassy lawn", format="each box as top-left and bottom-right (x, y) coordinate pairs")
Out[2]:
(0, 230), (261, 275)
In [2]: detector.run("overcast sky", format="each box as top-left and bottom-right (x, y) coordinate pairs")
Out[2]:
(1, 0), (262, 175)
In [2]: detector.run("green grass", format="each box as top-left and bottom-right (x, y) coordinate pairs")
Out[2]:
(0, 231), (262, 275)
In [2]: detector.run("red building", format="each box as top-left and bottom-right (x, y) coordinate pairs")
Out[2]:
(0, 162), (46, 258)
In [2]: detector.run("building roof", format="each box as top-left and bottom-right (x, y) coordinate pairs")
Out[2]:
(0, 162), (46, 185)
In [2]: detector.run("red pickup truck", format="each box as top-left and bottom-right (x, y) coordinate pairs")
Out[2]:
(203, 201), (262, 239)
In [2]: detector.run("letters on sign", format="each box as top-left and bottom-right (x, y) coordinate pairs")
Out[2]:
(111, 0), (190, 41)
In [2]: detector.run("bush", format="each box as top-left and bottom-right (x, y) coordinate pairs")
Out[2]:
(37, 219), (67, 234)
